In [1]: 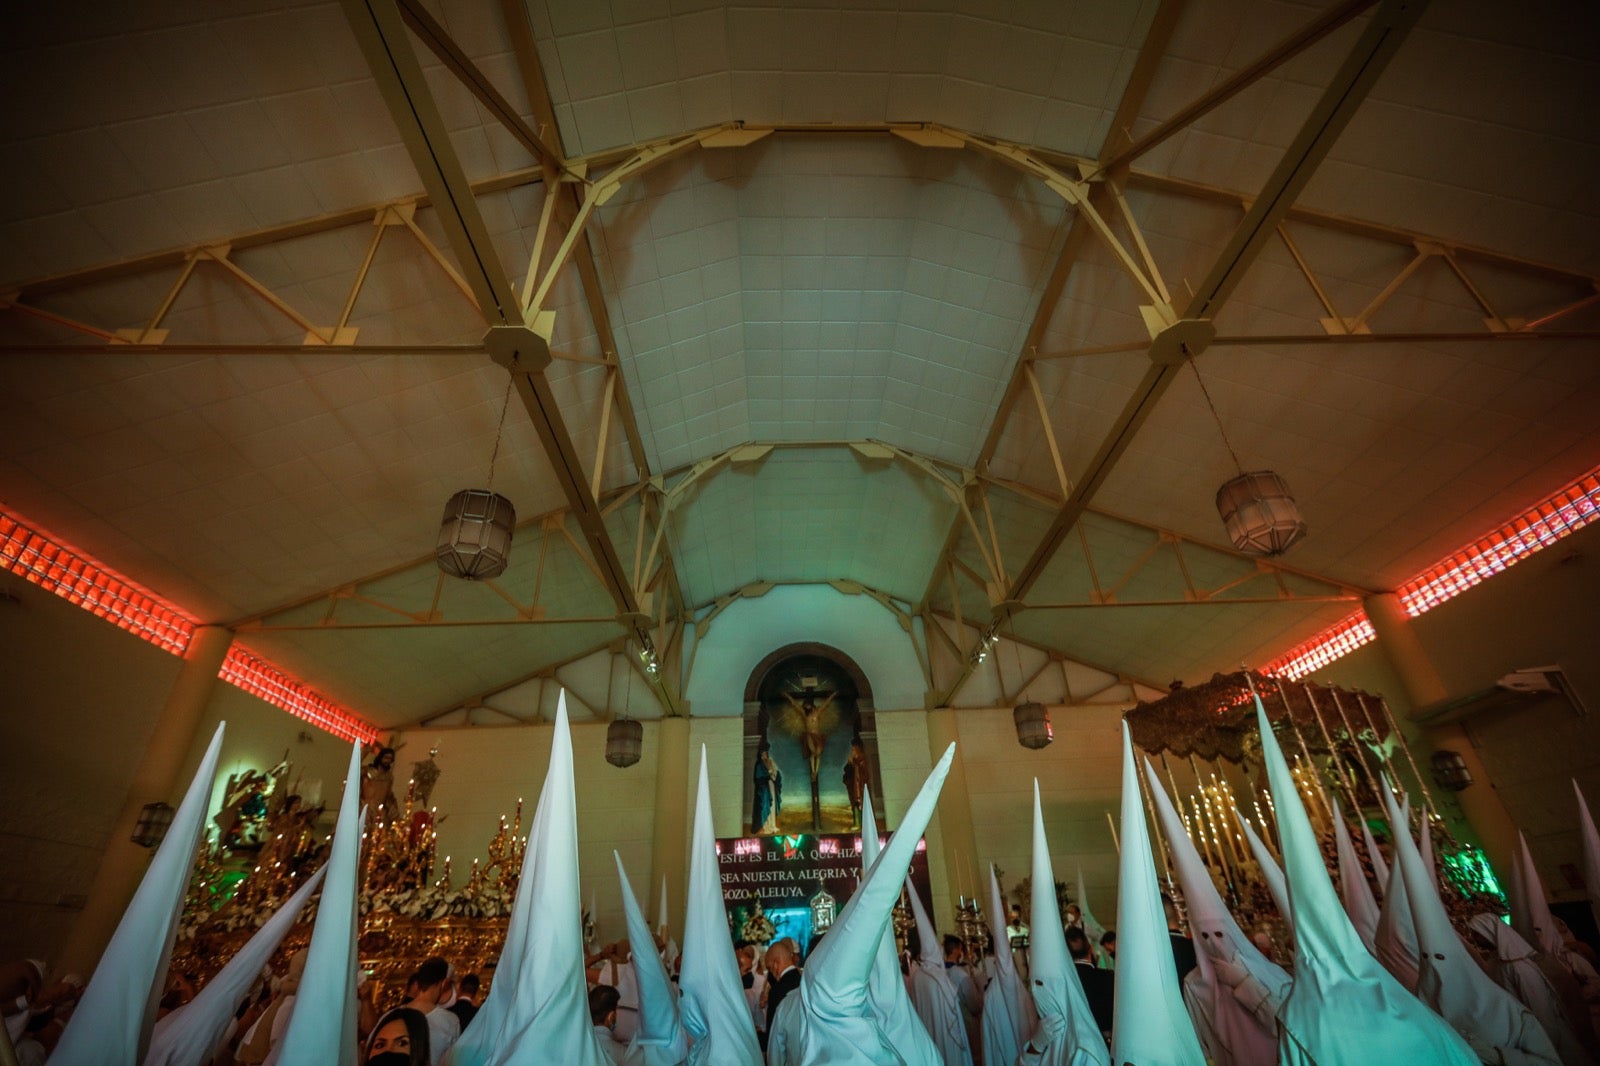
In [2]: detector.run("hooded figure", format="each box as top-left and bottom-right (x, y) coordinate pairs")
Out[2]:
(1145, 760), (1287, 1066)
(51, 724), (226, 1066)
(1576, 782), (1600, 933)
(904, 878), (974, 1066)
(857, 790), (942, 1066)
(1252, 696), (1477, 1066)
(681, 747), (763, 1066)
(1467, 914), (1598, 1066)
(1417, 809), (1441, 895)
(1390, 806), (1561, 1064)
(1075, 867), (1111, 969)
(1511, 834), (1600, 1002)
(1374, 789), (1422, 990)
(268, 742), (368, 1066)
(765, 744), (955, 1066)
(616, 853), (690, 1066)
(1109, 724), (1206, 1066)
(146, 863), (327, 1066)
(1360, 818), (1391, 900)
(450, 693), (609, 1066)
(1235, 812), (1291, 925)
(1018, 781), (1111, 1066)
(1331, 798), (1381, 954)
(981, 862), (1038, 1066)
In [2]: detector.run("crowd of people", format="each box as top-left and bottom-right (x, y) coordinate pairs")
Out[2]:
(26, 697), (1600, 1065)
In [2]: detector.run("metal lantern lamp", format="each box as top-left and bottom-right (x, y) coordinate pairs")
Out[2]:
(1014, 701), (1053, 749)
(436, 374), (517, 580)
(606, 719), (643, 768)
(1430, 749), (1473, 791)
(605, 652), (644, 768)
(1191, 361), (1307, 556)
(131, 801), (175, 848)
(1216, 471), (1308, 556)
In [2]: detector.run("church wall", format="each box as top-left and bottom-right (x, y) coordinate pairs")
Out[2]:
(1311, 518), (1600, 901)
(0, 577), (179, 966)
(951, 704), (1126, 927)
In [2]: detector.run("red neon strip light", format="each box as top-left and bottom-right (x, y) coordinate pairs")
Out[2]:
(1264, 611), (1376, 680)
(0, 515), (196, 654)
(1264, 465), (1600, 677)
(220, 646), (381, 746)
(1397, 472), (1600, 616)
(0, 508), (379, 743)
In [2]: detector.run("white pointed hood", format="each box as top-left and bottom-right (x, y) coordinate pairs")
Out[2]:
(1577, 782), (1600, 928)
(679, 746), (762, 1066)
(1253, 696), (1477, 1065)
(1512, 832), (1568, 958)
(52, 723), (227, 1066)
(272, 742), (367, 1066)
(1394, 801), (1561, 1064)
(1075, 865), (1108, 960)
(447, 704), (556, 1066)
(904, 876), (974, 1066)
(1331, 798), (1380, 953)
(1417, 810), (1440, 894)
(1359, 817), (1390, 900)
(146, 863), (327, 1066)
(906, 875), (943, 972)
(773, 744), (955, 1065)
(1235, 811), (1291, 923)
(467, 693), (607, 1066)
(859, 790), (940, 1065)
(616, 852), (688, 1066)
(1145, 758), (1288, 1066)
(1025, 781), (1111, 1066)
(981, 860), (1038, 1066)
(1110, 722), (1206, 1066)
(1374, 790), (1421, 990)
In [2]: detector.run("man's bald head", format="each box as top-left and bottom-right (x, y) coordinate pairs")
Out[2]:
(765, 940), (796, 974)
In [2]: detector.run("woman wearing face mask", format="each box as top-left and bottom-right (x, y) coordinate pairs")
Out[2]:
(365, 1006), (431, 1066)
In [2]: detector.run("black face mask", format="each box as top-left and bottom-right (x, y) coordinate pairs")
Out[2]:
(742, 972), (754, 989)
(367, 1053), (413, 1066)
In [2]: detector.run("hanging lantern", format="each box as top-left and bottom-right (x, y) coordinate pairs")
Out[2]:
(131, 801), (175, 848)
(1215, 471), (1307, 556)
(1430, 749), (1472, 791)
(436, 489), (516, 579)
(606, 718), (644, 768)
(1013, 701), (1053, 749)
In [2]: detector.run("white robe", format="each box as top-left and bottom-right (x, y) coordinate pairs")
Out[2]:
(980, 965), (1036, 1066)
(906, 963), (975, 1066)
(1470, 914), (1598, 1066)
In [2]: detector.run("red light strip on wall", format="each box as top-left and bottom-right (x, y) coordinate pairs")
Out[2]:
(1264, 465), (1600, 679)
(1264, 612), (1376, 680)
(1396, 472), (1600, 616)
(0, 508), (379, 744)
(219, 646), (381, 745)
(0, 515), (197, 654)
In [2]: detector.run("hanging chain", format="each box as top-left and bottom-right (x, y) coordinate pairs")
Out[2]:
(486, 373), (515, 489)
(1188, 359), (1245, 476)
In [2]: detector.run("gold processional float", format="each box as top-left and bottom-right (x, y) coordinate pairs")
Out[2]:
(172, 673), (1505, 997)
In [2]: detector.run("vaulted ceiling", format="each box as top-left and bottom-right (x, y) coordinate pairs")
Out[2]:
(2, 0), (1597, 730)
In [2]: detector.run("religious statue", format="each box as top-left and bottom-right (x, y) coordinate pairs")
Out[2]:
(740, 893), (777, 946)
(361, 746), (400, 821)
(410, 747), (442, 808)
(776, 690), (839, 828)
(214, 769), (273, 848)
(842, 736), (871, 828)
(752, 740), (782, 835)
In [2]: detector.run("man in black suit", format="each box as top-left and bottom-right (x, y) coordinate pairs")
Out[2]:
(762, 938), (802, 1050)
(1162, 893), (1197, 982)
(1066, 927), (1114, 1038)
(450, 973), (480, 1030)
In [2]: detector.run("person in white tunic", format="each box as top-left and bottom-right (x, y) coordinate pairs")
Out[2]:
(1331, 798), (1381, 954)
(1250, 696), (1478, 1066)
(615, 851), (690, 1066)
(1109, 723), (1206, 1066)
(1468, 914), (1598, 1066)
(1388, 792), (1562, 1065)
(1144, 760), (1287, 1066)
(904, 880), (975, 1066)
(1017, 780), (1110, 1066)
(764, 745), (954, 1066)
(980, 863), (1037, 1066)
